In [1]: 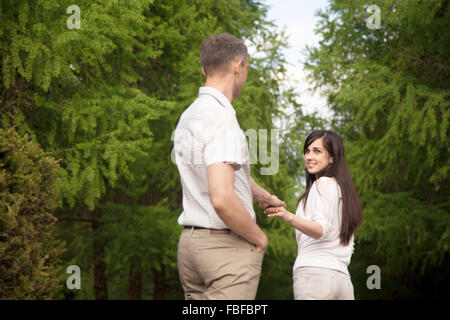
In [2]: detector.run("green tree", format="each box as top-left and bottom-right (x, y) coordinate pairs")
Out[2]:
(1, 0), (173, 299)
(305, 0), (449, 298)
(1, 0), (313, 299)
(0, 127), (65, 299)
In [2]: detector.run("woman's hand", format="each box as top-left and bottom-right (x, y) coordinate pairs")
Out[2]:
(265, 206), (324, 239)
(264, 206), (294, 223)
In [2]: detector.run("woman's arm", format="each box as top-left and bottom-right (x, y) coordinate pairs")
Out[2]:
(264, 206), (323, 239)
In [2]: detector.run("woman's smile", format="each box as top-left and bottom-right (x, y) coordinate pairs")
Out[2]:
(304, 138), (333, 177)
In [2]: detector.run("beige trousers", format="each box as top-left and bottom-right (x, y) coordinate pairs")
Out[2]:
(293, 266), (355, 300)
(177, 228), (265, 300)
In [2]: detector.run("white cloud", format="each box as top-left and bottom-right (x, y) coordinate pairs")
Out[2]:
(283, 62), (330, 119)
(263, 1), (332, 120)
(284, 22), (319, 62)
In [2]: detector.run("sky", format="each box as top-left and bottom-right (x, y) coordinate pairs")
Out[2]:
(262, 0), (330, 118)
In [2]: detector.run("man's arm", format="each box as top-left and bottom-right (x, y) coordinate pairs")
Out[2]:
(250, 177), (286, 209)
(208, 163), (268, 252)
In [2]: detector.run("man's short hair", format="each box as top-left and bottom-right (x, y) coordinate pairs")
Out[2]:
(200, 33), (248, 77)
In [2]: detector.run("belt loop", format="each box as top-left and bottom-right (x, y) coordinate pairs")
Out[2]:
(191, 226), (194, 235)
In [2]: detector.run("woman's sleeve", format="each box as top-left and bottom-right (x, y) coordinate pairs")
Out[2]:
(311, 178), (340, 241)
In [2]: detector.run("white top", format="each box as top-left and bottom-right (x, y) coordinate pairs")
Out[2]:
(173, 86), (255, 229)
(293, 176), (354, 276)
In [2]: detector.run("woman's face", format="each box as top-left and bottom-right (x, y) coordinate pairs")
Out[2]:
(304, 137), (333, 177)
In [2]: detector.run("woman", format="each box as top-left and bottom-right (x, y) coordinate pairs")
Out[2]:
(265, 130), (363, 300)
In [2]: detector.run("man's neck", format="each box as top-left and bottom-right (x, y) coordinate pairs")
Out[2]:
(204, 76), (234, 103)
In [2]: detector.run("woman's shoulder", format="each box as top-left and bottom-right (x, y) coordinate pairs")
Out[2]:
(314, 176), (341, 197)
(315, 176), (338, 186)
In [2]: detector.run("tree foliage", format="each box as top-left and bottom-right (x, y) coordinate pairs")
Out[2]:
(1, 0), (307, 299)
(0, 127), (65, 299)
(305, 0), (449, 293)
(4, 0), (446, 300)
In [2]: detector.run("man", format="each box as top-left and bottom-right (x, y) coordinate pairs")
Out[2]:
(173, 33), (285, 300)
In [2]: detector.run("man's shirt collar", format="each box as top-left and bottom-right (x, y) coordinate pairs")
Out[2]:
(198, 86), (236, 115)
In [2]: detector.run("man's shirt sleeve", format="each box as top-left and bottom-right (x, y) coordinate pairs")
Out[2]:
(202, 115), (246, 170)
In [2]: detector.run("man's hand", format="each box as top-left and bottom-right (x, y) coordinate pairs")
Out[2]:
(255, 233), (268, 253)
(208, 163), (269, 251)
(259, 194), (286, 210)
(264, 206), (294, 223)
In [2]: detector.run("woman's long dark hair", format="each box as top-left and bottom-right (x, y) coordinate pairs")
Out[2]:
(297, 130), (363, 245)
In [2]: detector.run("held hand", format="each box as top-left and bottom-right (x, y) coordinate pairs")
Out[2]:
(264, 206), (293, 223)
(259, 194), (286, 210)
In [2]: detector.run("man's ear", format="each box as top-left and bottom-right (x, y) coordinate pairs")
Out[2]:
(201, 67), (206, 77)
(233, 59), (243, 74)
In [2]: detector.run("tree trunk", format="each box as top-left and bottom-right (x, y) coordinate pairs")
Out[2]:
(128, 260), (143, 300)
(92, 209), (108, 300)
(153, 263), (165, 300)
(93, 245), (108, 300)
